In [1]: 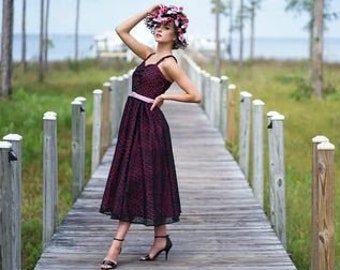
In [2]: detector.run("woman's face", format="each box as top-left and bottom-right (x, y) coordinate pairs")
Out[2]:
(153, 21), (177, 45)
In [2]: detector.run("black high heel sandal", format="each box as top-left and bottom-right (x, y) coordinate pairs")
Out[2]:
(101, 238), (124, 269)
(140, 235), (173, 261)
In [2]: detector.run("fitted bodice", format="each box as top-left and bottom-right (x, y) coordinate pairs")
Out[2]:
(131, 55), (177, 99)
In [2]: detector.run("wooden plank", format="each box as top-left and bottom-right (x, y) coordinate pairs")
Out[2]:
(34, 93), (297, 270)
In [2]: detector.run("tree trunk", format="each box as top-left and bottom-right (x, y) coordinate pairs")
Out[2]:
(74, 0), (81, 71)
(238, 0), (244, 70)
(21, 0), (27, 72)
(249, 1), (256, 60)
(215, 11), (221, 76)
(228, 0), (234, 63)
(308, 17), (314, 60)
(38, 0), (45, 82)
(44, 0), (50, 71)
(311, 0), (324, 98)
(1, 0), (14, 97)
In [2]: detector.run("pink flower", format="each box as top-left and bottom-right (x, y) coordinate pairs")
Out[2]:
(145, 5), (189, 48)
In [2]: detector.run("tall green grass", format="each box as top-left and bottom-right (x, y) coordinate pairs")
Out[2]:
(0, 59), (134, 270)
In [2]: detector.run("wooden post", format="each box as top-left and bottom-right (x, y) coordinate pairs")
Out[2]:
(2, 134), (22, 270)
(205, 74), (212, 120)
(267, 111), (279, 227)
(227, 84), (237, 149)
(187, 55), (195, 81)
(238, 91), (252, 179)
(71, 99), (83, 202)
(252, 99), (265, 207)
(117, 77), (125, 116)
(43, 112), (58, 247)
(211, 76), (220, 129)
(0, 141), (14, 269)
(109, 76), (119, 141)
(196, 67), (204, 99)
(127, 69), (134, 92)
(198, 68), (204, 102)
(311, 136), (329, 270)
(219, 76), (229, 140)
(268, 112), (286, 248)
(122, 74), (130, 109)
(101, 82), (111, 157)
(74, 96), (86, 192)
(201, 71), (209, 111)
(316, 141), (335, 270)
(91, 89), (103, 175)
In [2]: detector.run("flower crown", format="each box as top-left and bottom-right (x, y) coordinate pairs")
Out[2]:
(145, 5), (189, 49)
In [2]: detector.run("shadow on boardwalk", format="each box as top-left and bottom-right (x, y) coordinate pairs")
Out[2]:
(34, 100), (297, 270)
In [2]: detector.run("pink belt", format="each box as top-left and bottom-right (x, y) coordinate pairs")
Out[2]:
(129, 91), (155, 103)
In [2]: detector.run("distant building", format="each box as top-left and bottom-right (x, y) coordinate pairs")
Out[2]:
(93, 31), (132, 60)
(93, 25), (155, 61)
(190, 37), (227, 58)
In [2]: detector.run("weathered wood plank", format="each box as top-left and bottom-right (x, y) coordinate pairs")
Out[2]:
(34, 97), (296, 270)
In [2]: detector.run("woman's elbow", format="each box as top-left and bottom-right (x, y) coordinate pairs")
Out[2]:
(193, 92), (202, 103)
(115, 26), (122, 35)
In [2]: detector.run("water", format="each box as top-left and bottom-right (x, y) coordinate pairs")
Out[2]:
(220, 37), (340, 63)
(12, 33), (340, 63)
(250, 37), (340, 62)
(13, 33), (96, 61)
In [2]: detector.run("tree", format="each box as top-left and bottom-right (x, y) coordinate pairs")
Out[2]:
(21, 0), (27, 72)
(285, 0), (313, 58)
(38, 0), (51, 80)
(1, 0), (14, 97)
(247, 0), (262, 61)
(238, 0), (245, 71)
(74, 0), (81, 71)
(311, 0), (324, 98)
(38, 0), (45, 82)
(211, 0), (226, 77)
(285, 0), (339, 97)
(226, 0), (235, 62)
(44, 0), (51, 71)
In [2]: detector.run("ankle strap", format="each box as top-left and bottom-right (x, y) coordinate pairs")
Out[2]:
(154, 235), (169, 239)
(113, 237), (124, 242)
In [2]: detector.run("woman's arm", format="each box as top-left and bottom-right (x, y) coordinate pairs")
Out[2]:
(115, 6), (159, 59)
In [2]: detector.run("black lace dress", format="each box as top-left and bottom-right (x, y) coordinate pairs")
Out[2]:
(99, 54), (181, 226)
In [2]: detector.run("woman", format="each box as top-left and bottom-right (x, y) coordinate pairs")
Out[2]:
(99, 4), (201, 269)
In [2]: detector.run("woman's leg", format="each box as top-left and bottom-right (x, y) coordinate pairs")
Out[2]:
(154, 224), (167, 236)
(147, 225), (168, 257)
(102, 221), (131, 265)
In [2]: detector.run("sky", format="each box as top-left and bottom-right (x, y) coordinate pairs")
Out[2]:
(6, 0), (340, 39)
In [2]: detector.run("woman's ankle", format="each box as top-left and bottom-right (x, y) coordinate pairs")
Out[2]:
(106, 239), (123, 260)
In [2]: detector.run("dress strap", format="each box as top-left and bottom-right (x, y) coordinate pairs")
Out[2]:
(144, 52), (155, 62)
(155, 55), (178, 66)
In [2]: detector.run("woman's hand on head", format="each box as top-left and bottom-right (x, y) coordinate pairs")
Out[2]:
(147, 5), (161, 15)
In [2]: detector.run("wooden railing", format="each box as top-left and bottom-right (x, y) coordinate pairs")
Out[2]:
(179, 52), (336, 270)
(0, 53), (336, 270)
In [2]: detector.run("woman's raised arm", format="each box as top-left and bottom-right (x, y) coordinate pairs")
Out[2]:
(115, 6), (159, 59)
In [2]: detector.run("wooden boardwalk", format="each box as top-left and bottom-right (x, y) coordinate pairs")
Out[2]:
(34, 99), (297, 270)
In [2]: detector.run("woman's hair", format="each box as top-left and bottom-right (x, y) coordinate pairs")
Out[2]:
(145, 5), (189, 49)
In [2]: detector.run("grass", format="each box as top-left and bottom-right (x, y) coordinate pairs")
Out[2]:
(0, 58), (134, 270)
(1, 56), (340, 269)
(200, 58), (340, 270)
